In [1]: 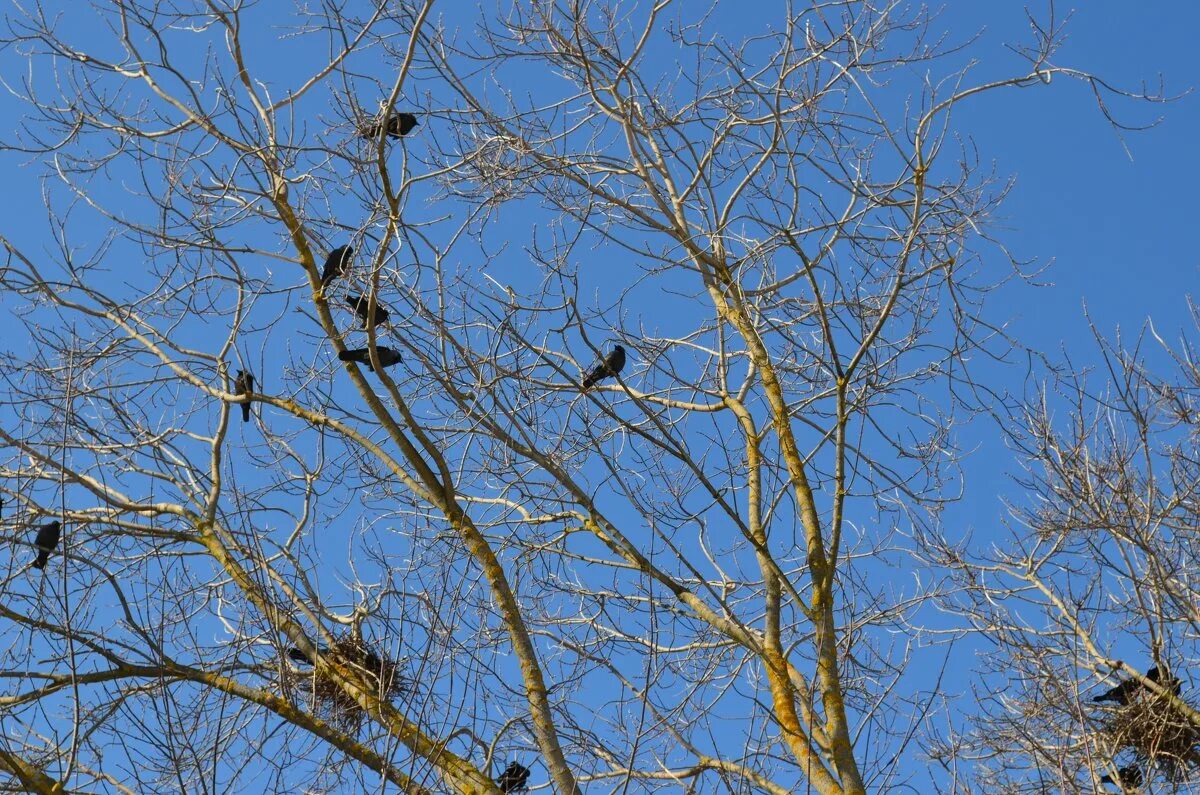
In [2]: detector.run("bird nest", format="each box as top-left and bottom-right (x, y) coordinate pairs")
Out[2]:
(1100, 692), (1200, 780)
(287, 636), (408, 728)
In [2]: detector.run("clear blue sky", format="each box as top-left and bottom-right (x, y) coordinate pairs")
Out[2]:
(1, 2), (1198, 792)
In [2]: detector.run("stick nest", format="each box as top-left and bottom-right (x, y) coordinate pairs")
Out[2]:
(1100, 691), (1200, 781)
(287, 636), (408, 728)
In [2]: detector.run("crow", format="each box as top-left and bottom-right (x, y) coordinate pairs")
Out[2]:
(1100, 763), (1142, 789)
(582, 344), (626, 389)
(288, 647), (317, 665)
(1093, 665), (1178, 705)
(496, 762), (530, 793)
(32, 520), (62, 570)
(345, 294), (391, 328)
(361, 112), (419, 139)
(339, 347), (402, 372)
(322, 245), (353, 287)
(234, 370), (254, 423)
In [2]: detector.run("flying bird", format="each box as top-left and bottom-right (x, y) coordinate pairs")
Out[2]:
(32, 520), (62, 570)
(339, 347), (402, 372)
(345, 294), (391, 328)
(234, 370), (255, 423)
(496, 762), (530, 793)
(321, 245), (353, 287)
(361, 112), (419, 139)
(1093, 665), (1178, 705)
(1100, 763), (1143, 789)
(582, 344), (626, 389)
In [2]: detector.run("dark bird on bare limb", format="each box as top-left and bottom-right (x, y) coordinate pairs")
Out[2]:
(496, 762), (531, 793)
(1100, 763), (1143, 789)
(287, 647), (311, 664)
(338, 347), (402, 372)
(321, 245), (353, 287)
(361, 112), (418, 139)
(345, 294), (391, 328)
(32, 520), (61, 570)
(1093, 665), (1178, 705)
(582, 344), (626, 390)
(234, 370), (254, 423)
(287, 647), (324, 665)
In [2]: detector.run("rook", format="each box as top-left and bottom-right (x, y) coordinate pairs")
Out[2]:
(1093, 665), (1178, 705)
(32, 520), (62, 570)
(361, 112), (419, 139)
(339, 347), (402, 372)
(582, 345), (626, 390)
(234, 370), (255, 423)
(1100, 763), (1142, 789)
(345, 294), (391, 328)
(321, 245), (353, 287)
(496, 762), (530, 793)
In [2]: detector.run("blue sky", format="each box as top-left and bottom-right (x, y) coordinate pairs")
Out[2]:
(1, 2), (1198, 792)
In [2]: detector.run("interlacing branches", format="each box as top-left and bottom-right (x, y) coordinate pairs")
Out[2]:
(0, 1), (1168, 793)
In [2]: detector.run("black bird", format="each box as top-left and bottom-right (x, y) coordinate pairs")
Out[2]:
(582, 344), (626, 389)
(321, 245), (353, 287)
(338, 347), (402, 372)
(361, 112), (419, 139)
(32, 520), (62, 570)
(1093, 665), (1177, 705)
(345, 294), (391, 328)
(287, 647), (316, 665)
(234, 370), (254, 423)
(496, 762), (530, 793)
(1100, 763), (1143, 789)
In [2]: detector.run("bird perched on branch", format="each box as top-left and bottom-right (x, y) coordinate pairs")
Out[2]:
(321, 245), (353, 287)
(32, 520), (61, 570)
(288, 647), (312, 665)
(582, 344), (626, 390)
(234, 370), (254, 423)
(496, 761), (530, 793)
(339, 347), (402, 372)
(1093, 665), (1179, 705)
(1099, 763), (1142, 789)
(287, 647), (322, 665)
(345, 294), (391, 328)
(361, 112), (418, 139)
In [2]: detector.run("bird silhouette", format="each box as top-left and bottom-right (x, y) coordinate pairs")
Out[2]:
(339, 347), (402, 372)
(345, 294), (390, 328)
(321, 245), (353, 287)
(1093, 665), (1178, 705)
(287, 647), (319, 665)
(1100, 763), (1142, 789)
(496, 761), (530, 793)
(32, 520), (62, 570)
(361, 112), (419, 139)
(234, 370), (255, 423)
(582, 345), (626, 389)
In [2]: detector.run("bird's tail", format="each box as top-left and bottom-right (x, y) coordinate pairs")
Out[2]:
(360, 123), (381, 139)
(33, 553), (48, 570)
(339, 349), (374, 371)
(241, 402), (252, 423)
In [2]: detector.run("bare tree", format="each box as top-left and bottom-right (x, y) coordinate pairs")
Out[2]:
(923, 306), (1200, 793)
(0, 1), (1165, 793)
